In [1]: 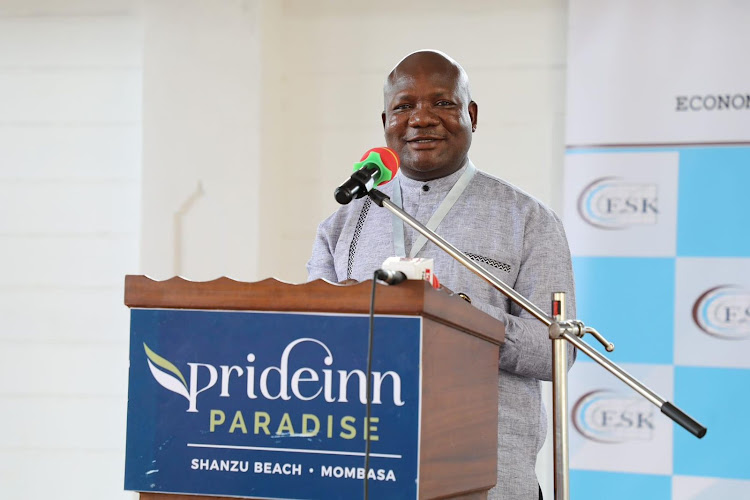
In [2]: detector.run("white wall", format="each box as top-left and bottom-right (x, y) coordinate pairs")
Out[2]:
(139, 0), (263, 282)
(0, 1), (141, 498)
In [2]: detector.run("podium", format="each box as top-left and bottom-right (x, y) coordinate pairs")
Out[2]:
(124, 276), (505, 500)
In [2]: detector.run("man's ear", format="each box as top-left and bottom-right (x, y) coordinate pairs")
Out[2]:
(381, 111), (386, 128)
(469, 101), (478, 132)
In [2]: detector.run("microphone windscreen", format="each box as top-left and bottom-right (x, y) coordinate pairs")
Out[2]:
(361, 147), (399, 184)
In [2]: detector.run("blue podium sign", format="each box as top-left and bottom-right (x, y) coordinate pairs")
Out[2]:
(125, 308), (422, 500)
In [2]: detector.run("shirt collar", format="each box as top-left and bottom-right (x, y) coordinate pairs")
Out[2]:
(396, 158), (471, 194)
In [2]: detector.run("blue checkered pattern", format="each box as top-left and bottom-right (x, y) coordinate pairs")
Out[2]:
(564, 146), (750, 499)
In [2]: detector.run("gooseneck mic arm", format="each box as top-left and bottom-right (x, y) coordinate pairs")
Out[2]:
(365, 187), (706, 500)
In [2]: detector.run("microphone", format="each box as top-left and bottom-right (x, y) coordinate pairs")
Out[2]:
(334, 147), (400, 204)
(374, 269), (407, 285)
(379, 257), (440, 288)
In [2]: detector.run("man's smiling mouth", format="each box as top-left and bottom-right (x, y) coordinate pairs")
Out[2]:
(407, 136), (444, 144)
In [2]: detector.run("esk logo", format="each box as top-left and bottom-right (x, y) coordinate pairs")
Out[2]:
(572, 390), (654, 443)
(693, 286), (750, 340)
(578, 177), (658, 229)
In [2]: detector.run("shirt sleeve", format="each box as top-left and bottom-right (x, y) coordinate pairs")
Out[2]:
(474, 208), (576, 382)
(306, 215), (340, 283)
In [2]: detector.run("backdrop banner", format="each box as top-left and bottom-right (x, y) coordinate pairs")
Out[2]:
(564, 1), (750, 499)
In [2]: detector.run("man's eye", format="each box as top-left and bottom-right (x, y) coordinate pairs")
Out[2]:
(394, 104), (411, 110)
(436, 100), (454, 106)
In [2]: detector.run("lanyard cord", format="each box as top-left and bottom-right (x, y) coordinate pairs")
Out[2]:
(391, 162), (477, 258)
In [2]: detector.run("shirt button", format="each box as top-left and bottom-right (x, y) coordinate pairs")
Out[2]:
(422, 185), (430, 192)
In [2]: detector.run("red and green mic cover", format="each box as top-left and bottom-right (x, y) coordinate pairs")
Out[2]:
(355, 147), (399, 186)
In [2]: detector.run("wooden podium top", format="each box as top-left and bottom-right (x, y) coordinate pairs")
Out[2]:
(124, 276), (504, 346)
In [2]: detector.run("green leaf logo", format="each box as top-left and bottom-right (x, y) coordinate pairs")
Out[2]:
(143, 343), (190, 401)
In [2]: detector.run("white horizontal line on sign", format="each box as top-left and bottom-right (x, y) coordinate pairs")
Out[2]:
(187, 442), (402, 459)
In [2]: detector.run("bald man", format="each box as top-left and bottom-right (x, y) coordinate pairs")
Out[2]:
(308, 50), (575, 500)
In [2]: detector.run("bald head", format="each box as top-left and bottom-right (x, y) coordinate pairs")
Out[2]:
(385, 50), (472, 106)
(381, 50), (478, 181)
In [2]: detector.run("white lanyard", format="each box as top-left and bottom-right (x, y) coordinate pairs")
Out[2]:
(391, 162), (477, 258)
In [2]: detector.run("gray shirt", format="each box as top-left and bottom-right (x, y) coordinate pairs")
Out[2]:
(307, 161), (576, 499)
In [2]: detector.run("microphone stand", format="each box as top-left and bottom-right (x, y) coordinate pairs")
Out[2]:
(366, 188), (706, 500)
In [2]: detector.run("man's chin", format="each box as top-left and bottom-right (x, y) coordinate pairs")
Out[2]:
(400, 152), (441, 172)
(400, 162), (445, 180)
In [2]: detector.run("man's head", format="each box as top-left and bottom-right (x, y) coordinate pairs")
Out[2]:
(382, 50), (478, 181)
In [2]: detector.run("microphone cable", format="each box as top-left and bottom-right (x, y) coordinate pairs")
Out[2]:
(363, 271), (378, 500)
(364, 270), (407, 499)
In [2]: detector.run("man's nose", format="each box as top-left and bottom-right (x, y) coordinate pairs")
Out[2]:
(407, 105), (439, 127)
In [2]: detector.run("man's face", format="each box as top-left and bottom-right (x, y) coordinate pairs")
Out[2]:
(382, 68), (477, 181)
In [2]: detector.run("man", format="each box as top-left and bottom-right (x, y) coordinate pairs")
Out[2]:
(307, 50), (575, 500)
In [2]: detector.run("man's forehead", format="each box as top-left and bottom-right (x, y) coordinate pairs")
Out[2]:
(388, 71), (459, 88)
(385, 68), (463, 97)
